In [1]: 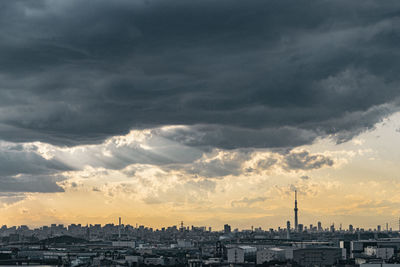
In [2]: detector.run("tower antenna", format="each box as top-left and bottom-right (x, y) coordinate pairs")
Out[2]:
(294, 190), (298, 232)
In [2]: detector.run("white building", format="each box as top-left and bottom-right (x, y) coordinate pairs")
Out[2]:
(257, 247), (293, 264)
(112, 241), (135, 248)
(364, 246), (394, 260)
(177, 239), (193, 248)
(227, 246), (256, 263)
(349, 239), (400, 258)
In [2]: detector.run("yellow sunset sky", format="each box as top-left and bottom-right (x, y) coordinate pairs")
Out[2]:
(2, 112), (400, 231)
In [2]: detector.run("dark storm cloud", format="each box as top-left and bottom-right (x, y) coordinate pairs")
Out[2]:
(0, 147), (71, 177)
(0, 0), (400, 147)
(0, 175), (64, 193)
(155, 126), (319, 149)
(0, 143), (70, 193)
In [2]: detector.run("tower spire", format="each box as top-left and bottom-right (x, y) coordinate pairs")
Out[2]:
(294, 190), (298, 232)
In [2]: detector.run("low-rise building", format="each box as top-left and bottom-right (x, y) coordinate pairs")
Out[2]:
(227, 246), (256, 263)
(257, 247), (293, 264)
(112, 240), (135, 248)
(364, 246), (394, 260)
(177, 239), (193, 248)
(144, 257), (165, 265)
(293, 247), (345, 267)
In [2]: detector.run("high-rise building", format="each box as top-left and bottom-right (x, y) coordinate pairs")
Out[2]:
(118, 217), (121, 239)
(224, 224), (231, 234)
(318, 221), (322, 232)
(294, 190), (298, 232)
(349, 224), (354, 233)
(286, 221), (291, 239)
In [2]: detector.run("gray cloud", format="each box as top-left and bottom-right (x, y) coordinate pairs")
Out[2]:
(163, 149), (333, 179)
(275, 181), (322, 198)
(166, 150), (251, 178)
(155, 126), (319, 150)
(231, 197), (268, 207)
(0, 143), (70, 193)
(0, 192), (27, 206)
(0, 146), (71, 177)
(284, 151), (334, 171)
(0, 175), (64, 193)
(49, 133), (203, 170)
(0, 0), (399, 148)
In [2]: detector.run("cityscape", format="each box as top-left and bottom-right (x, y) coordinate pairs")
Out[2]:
(0, 191), (399, 266)
(2, 0), (400, 266)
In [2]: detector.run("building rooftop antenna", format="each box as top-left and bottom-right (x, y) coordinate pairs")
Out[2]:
(294, 190), (298, 232)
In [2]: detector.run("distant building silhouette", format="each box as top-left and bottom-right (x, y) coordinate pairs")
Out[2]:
(224, 224), (231, 234)
(294, 190), (298, 232)
(318, 221), (322, 232)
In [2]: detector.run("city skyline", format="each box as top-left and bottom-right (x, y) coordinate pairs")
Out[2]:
(1, 214), (398, 266)
(0, 217), (395, 233)
(1, 0), (400, 231)
(2, 176), (400, 232)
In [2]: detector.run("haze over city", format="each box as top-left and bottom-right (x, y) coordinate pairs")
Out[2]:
(1, 0), (400, 233)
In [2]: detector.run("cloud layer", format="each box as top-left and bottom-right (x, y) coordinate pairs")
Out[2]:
(0, 0), (399, 148)
(0, 142), (70, 193)
(0, 128), (336, 194)
(1, 0), (400, 219)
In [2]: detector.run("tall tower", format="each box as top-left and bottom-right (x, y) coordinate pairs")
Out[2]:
(118, 217), (121, 240)
(294, 190), (298, 232)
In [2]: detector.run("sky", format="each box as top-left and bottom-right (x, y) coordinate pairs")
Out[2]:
(1, 0), (400, 230)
